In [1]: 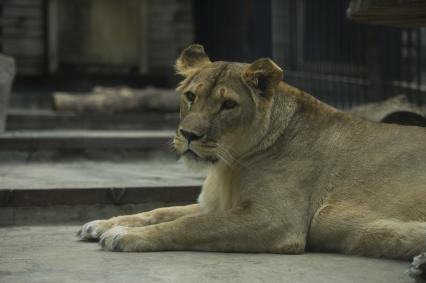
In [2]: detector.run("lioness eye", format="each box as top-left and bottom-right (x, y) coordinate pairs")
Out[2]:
(184, 92), (196, 103)
(221, 99), (238, 110)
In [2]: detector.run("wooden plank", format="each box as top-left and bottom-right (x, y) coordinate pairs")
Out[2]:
(0, 18), (42, 28)
(138, 0), (149, 75)
(3, 0), (43, 6)
(3, 6), (43, 18)
(3, 27), (44, 37)
(2, 38), (43, 57)
(47, 0), (59, 74)
(0, 54), (15, 132)
(348, 0), (426, 27)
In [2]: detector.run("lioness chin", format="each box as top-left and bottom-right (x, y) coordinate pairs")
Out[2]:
(78, 44), (426, 280)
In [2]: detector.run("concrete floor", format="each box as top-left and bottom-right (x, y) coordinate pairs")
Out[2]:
(0, 226), (411, 283)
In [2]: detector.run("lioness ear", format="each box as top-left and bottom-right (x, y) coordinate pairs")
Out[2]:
(175, 44), (211, 76)
(242, 58), (283, 98)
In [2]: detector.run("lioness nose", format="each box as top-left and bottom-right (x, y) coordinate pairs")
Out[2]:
(180, 129), (204, 142)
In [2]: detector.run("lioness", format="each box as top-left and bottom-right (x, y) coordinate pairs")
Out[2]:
(78, 44), (426, 277)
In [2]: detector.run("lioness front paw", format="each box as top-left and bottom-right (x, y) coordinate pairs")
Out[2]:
(77, 220), (113, 241)
(408, 252), (426, 282)
(99, 226), (159, 252)
(99, 226), (128, 251)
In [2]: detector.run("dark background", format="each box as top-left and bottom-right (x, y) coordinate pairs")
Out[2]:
(1, 0), (425, 110)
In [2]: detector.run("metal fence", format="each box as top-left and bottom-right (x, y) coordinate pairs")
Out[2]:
(271, 0), (425, 109)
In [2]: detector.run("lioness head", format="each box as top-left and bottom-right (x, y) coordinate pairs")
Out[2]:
(173, 44), (283, 167)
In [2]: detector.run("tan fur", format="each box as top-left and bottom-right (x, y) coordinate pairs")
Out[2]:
(79, 45), (426, 261)
(198, 162), (240, 213)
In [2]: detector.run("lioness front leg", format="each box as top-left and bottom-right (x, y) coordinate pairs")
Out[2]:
(100, 206), (306, 253)
(77, 204), (200, 240)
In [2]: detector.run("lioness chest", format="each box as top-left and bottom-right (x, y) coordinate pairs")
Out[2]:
(198, 163), (241, 213)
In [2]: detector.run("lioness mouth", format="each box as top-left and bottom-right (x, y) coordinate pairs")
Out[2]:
(183, 149), (219, 163)
(184, 149), (200, 159)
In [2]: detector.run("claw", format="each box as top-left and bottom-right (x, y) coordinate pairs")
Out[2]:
(112, 234), (122, 252)
(77, 220), (107, 241)
(99, 236), (106, 248)
(97, 226), (127, 251)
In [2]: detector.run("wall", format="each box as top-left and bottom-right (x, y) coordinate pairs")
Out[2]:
(0, 0), (194, 77)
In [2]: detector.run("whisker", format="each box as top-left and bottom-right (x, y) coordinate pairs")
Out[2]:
(168, 139), (177, 149)
(215, 144), (247, 169)
(171, 136), (247, 169)
(215, 151), (231, 166)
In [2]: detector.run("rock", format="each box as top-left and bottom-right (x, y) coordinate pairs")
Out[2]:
(0, 54), (16, 131)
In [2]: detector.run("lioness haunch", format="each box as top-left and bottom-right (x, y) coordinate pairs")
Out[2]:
(78, 44), (426, 280)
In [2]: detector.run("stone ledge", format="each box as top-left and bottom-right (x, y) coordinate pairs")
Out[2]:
(0, 202), (192, 226)
(0, 185), (200, 207)
(0, 130), (175, 150)
(6, 109), (179, 130)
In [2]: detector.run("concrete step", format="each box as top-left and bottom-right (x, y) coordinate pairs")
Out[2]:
(0, 129), (175, 150)
(0, 186), (200, 207)
(6, 109), (179, 130)
(0, 152), (203, 225)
